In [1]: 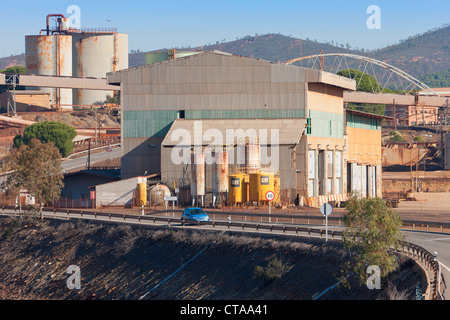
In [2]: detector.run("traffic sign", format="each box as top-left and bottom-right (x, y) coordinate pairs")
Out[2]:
(164, 196), (178, 202)
(320, 203), (333, 216)
(320, 203), (333, 243)
(265, 191), (275, 202)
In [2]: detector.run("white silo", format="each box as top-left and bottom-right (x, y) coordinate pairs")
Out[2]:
(72, 32), (128, 106)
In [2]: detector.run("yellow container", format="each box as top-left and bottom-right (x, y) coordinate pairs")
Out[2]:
(136, 183), (147, 206)
(249, 172), (275, 203)
(228, 173), (248, 204)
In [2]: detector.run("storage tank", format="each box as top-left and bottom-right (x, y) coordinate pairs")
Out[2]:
(136, 182), (147, 206)
(249, 172), (275, 203)
(246, 140), (260, 173)
(212, 150), (229, 206)
(25, 34), (73, 108)
(190, 150), (205, 205)
(149, 184), (171, 206)
(72, 32), (128, 106)
(274, 176), (281, 205)
(228, 173), (249, 205)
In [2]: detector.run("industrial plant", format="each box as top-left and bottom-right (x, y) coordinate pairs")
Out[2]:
(104, 50), (388, 209)
(25, 14), (128, 108)
(1, 12), (448, 212)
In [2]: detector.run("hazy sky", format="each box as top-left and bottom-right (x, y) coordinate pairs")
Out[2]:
(0, 0), (448, 57)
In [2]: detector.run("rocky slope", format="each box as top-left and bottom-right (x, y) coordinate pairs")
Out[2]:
(0, 216), (426, 301)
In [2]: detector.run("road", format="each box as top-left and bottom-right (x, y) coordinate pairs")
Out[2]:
(62, 147), (121, 172)
(403, 230), (450, 299)
(1, 208), (448, 299)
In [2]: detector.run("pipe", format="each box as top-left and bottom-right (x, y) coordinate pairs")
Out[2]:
(46, 14), (66, 35)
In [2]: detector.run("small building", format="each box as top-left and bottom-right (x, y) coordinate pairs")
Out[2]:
(0, 90), (51, 112)
(90, 176), (148, 208)
(384, 104), (439, 126)
(59, 170), (120, 208)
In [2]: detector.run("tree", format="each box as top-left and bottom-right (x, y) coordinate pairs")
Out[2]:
(337, 69), (380, 92)
(2, 139), (64, 220)
(341, 195), (404, 287)
(13, 121), (77, 158)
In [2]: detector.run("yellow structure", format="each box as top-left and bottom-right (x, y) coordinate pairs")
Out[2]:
(249, 172), (275, 203)
(136, 182), (147, 206)
(228, 173), (249, 204)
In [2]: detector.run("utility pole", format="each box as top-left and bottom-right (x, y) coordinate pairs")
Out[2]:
(393, 99), (396, 131)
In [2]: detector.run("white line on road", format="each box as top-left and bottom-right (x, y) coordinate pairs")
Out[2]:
(440, 262), (450, 274)
(425, 237), (450, 242)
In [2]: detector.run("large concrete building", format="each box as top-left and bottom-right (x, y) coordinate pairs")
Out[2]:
(107, 50), (387, 206)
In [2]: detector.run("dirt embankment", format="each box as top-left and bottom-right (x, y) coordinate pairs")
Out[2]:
(0, 217), (426, 300)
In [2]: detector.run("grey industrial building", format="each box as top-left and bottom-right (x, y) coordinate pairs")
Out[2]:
(107, 50), (362, 206)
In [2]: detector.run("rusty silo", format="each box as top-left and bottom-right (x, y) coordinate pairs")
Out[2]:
(25, 13), (128, 109)
(212, 150), (229, 206)
(25, 15), (73, 109)
(72, 32), (128, 106)
(190, 148), (205, 206)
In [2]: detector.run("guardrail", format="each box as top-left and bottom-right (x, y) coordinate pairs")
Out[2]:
(149, 208), (450, 232)
(0, 206), (444, 300)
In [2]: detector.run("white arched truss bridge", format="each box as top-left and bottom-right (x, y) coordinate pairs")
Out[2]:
(284, 53), (440, 97)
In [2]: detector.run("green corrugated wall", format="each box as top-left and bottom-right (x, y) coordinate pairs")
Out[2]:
(123, 109), (307, 138)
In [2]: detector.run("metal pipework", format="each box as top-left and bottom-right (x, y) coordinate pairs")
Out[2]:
(46, 14), (66, 35)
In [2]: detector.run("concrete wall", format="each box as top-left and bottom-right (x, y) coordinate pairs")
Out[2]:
(94, 176), (147, 208)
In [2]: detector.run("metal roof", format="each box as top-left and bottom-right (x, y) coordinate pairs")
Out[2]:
(162, 118), (307, 147)
(108, 50), (356, 91)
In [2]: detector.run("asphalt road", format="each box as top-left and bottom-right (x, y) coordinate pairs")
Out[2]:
(62, 147), (121, 172)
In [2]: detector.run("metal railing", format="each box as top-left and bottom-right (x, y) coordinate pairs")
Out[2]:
(0, 206), (444, 300)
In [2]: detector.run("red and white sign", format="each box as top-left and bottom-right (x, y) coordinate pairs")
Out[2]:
(265, 191), (275, 202)
(90, 191), (96, 200)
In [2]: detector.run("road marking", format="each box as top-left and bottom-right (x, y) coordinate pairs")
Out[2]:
(425, 237), (450, 242)
(440, 262), (450, 274)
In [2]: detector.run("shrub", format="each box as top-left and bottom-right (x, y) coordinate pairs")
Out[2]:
(253, 258), (291, 281)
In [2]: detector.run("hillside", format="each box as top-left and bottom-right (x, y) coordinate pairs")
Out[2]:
(1, 25), (448, 87)
(371, 25), (450, 77)
(0, 216), (426, 301)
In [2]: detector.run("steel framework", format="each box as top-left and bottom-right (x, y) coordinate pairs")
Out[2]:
(284, 53), (440, 97)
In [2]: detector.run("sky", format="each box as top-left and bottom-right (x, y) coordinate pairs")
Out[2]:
(0, 0), (449, 57)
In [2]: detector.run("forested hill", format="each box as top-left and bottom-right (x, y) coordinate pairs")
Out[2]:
(2, 25), (449, 87)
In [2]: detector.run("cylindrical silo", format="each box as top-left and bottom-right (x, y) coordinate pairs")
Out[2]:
(246, 140), (261, 173)
(25, 35), (73, 108)
(212, 150), (229, 206)
(136, 182), (147, 206)
(228, 173), (249, 205)
(249, 172), (275, 203)
(191, 149), (205, 206)
(149, 184), (171, 206)
(72, 32), (128, 106)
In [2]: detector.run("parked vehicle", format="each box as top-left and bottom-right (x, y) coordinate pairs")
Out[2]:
(181, 207), (210, 223)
